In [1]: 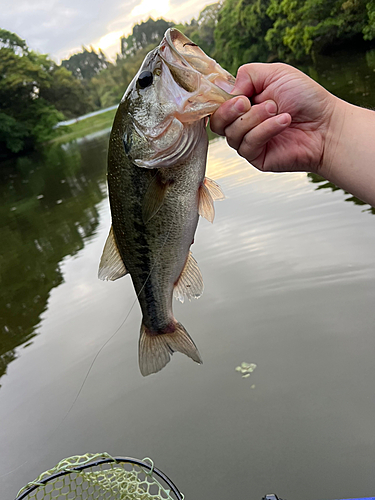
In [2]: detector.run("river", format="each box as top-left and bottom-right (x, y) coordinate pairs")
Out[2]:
(1, 50), (375, 500)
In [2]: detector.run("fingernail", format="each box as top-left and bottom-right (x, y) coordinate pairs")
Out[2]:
(234, 97), (249, 114)
(277, 114), (290, 125)
(265, 100), (277, 115)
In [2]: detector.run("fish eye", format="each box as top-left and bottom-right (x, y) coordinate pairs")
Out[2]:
(138, 71), (153, 89)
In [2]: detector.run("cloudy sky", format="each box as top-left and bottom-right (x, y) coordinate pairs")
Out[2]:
(2, 0), (212, 62)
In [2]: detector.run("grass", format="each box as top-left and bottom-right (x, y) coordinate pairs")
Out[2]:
(51, 107), (219, 146)
(52, 108), (117, 145)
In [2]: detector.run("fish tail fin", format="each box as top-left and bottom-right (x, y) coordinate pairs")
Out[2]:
(139, 321), (202, 377)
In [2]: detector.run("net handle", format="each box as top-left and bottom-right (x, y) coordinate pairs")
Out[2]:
(15, 456), (183, 500)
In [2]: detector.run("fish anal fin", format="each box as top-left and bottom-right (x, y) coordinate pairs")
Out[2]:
(139, 321), (202, 376)
(143, 172), (171, 224)
(198, 183), (215, 223)
(204, 177), (225, 201)
(98, 226), (128, 281)
(174, 251), (204, 303)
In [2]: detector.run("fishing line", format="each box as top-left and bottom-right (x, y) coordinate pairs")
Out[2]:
(61, 213), (178, 424)
(60, 208), (178, 422)
(1, 211), (177, 481)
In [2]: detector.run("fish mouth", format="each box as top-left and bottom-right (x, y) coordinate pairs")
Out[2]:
(159, 28), (235, 104)
(125, 28), (237, 168)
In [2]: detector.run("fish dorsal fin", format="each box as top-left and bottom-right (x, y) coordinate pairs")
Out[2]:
(143, 172), (171, 224)
(198, 182), (215, 223)
(173, 251), (204, 303)
(204, 177), (225, 201)
(98, 226), (128, 281)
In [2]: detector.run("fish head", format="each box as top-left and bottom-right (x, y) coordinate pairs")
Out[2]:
(117, 28), (235, 168)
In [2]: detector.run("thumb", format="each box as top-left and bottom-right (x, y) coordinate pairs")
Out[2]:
(232, 63), (279, 98)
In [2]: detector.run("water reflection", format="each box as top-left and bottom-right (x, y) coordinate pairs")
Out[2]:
(0, 134), (109, 380)
(307, 173), (375, 214)
(305, 48), (375, 107)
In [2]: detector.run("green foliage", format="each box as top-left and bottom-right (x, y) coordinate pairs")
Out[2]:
(214, 0), (273, 73)
(364, 0), (375, 39)
(88, 45), (154, 109)
(0, 28), (28, 54)
(0, 112), (28, 153)
(40, 66), (92, 119)
(266, 0), (371, 62)
(213, 0), (374, 69)
(121, 18), (173, 57)
(0, 29), (65, 156)
(176, 3), (222, 56)
(61, 47), (110, 80)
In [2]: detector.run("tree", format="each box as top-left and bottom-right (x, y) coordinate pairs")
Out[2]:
(61, 47), (110, 81)
(40, 65), (92, 119)
(120, 18), (173, 58)
(364, 0), (375, 40)
(0, 29), (63, 155)
(175, 3), (221, 57)
(266, 0), (371, 62)
(214, 0), (273, 73)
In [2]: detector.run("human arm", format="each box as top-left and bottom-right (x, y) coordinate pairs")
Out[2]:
(210, 63), (375, 207)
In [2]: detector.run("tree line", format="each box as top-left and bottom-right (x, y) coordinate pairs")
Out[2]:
(1, 0), (374, 158)
(214, 0), (375, 73)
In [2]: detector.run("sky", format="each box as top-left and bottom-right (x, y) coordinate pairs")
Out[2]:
(1, 0), (213, 62)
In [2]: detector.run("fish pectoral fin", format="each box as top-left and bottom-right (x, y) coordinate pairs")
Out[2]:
(174, 251), (204, 303)
(142, 172), (171, 224)
(198, 182), (215, 223)
(98, 226), (128, 281)
(139, 321), (202, 376)
(204, 177), (225, 201)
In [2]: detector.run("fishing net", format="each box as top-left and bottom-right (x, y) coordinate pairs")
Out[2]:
(15, 453), (183, 500)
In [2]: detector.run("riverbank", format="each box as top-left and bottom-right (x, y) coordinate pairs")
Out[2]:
(52, 107), (117, 145)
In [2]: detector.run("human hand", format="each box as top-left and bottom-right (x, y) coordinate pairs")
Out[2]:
(210, 63), (338, 174)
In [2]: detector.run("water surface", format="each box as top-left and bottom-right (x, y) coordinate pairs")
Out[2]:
(1, 53), (375, 500)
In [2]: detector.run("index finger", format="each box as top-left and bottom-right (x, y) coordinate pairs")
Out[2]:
(210, 96), (250, 136)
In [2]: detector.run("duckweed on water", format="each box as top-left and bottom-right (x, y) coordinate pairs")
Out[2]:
(235, 362), (257, 378)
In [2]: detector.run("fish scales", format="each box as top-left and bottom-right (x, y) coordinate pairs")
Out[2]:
(109, 115), (207, 332)
(99, 28), (235, 376)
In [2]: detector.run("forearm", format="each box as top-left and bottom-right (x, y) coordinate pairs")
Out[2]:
(320, 98), (375, 207)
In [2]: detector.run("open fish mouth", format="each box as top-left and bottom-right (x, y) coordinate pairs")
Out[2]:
(124, 28), (236, 168)
(159, 28), (235, 101)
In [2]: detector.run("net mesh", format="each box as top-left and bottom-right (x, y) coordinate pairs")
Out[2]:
(16, 453), (182, 500)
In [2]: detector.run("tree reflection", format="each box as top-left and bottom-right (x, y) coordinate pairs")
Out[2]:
(307, 173), (375, 214)
(306, 49), (375, 108)
(0, 134), (109, 381)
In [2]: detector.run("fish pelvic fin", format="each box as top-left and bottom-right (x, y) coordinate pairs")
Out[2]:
(198, 177), (225, 223)
(198, 183), (215, 223)
(204, 177), (225, 201)
(139, 321), (202, 376)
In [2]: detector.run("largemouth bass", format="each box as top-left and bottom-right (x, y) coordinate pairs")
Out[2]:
(98, 29), (235, 376)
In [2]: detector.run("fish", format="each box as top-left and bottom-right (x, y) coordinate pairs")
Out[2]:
(98, 28), (235, 376)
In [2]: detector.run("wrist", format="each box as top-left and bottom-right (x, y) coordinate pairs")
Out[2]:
(317, 95), (348, 180)
(318, 98), (375, 206)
